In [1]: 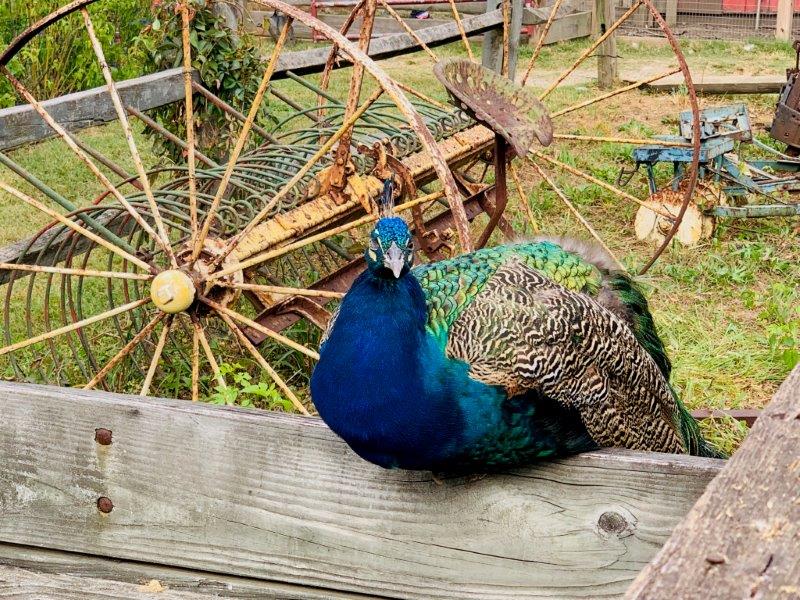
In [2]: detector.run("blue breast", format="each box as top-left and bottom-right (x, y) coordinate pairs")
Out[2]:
(310, 270), (596, 471)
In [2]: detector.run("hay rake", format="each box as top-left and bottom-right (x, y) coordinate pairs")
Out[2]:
(0, 0), (700, 407)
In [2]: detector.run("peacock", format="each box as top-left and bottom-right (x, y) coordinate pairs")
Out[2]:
(310, 181), (723, 471)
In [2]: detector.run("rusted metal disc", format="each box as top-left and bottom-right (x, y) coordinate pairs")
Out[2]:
(433, 58), (553, 157)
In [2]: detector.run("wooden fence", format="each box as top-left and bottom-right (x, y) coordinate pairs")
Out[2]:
(0, 380), (722, 598)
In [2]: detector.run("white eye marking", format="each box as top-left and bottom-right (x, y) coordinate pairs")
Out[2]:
(367, 249), (377, 261)
(369, 239), (379, 251)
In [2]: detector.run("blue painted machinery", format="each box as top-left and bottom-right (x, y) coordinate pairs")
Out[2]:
(624, 104), (800, 221)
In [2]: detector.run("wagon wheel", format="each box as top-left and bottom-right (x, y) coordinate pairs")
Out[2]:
(0, 0), (699, 405)
(0, 0), (498, 406)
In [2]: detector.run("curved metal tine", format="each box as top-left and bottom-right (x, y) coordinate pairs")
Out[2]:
(211, 88), (385, 268)
(529, 151), (675, 218)
(0, 262), (152, 281)
(530, 162), (625, 271)
(215, 310), (310, 415)
(210, 190), (442, 282)
(0, 297), (150, 357)
(0, 68), (170, 259)
(140, 314), (173, 396)
(190, 314), (200, 401)
(0, 181), (152, 271)
(508, 161), (538, 233)
(200, 296), (320, 361)
(81, 9), (176, 267)
(192, 315), (226, 388)
(319, 0), (367, 120)
(191, 17), (294, 264)
(380, 0), (439, 62)
(538, 0), (643, 101)
(553, 134), (691, 147)
(520, 0), (565, 86)
(448, 0), (475, 61)
(501, 0), (510, 76)
(85, 312), (166, 389)
(551, 67), (681, 118)
(180, 2), (199, 240)
(218, 282), (345, 299)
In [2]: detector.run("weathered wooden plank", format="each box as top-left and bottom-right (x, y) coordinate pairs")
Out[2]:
(625, 364), (800, 599)
(0, 68), (192, 152)
(246, 11), (452, 37)
(524, 10), (592, 44)
(0, 381), (721, 599)
(274, 9), (503, 75)
(0, 545), (364, 599)
(627, 73), (785, 94)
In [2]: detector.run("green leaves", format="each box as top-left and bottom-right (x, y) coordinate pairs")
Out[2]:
(207, 362), (295, 411)
(138, 0), (267, 162)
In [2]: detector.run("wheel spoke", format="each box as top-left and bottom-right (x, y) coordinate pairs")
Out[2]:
(0, 297), (150, 357)
(381, 0), (438, 61)
(216, 310), (310, 415)
(140, 315), (173, 397)
(538, 0), (643, 101)
(501, 0), (510, 76)
(553, 133), (690, 147)
(191, 315), (200, 402)
(448, 0), (475, 61)
(0, 180), (152, 271)
(509, 161), (538, 233)
(0, 262), (152, 281)
(318, 0), (367, 120)
(551, 67), (681, 118)
(201, 297), (320, 361)
(192, 315), (226, 389)
(208, 190), (443, 282)
(530, 162), (625, 271)
(180, 2), (199, 240)
(520, 0), (566, 85)
(85, 312), (166, 390)
(0, 67), (171, 258)
(219, 282), (345, 299)
(82, 8), (176, 267)
(212, 88), (385, 267)
(192, 17), (294, 263)
(530, 151), (674, 218)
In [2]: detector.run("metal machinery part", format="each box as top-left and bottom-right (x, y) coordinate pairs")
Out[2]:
(0, 0), (699, 405)
(771, 39), (800, 155)
(632, 103), (800, 244)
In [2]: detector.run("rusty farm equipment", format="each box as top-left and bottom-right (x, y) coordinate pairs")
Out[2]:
(0, 0), (702, 405)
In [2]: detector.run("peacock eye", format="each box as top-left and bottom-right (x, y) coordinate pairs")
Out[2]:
(369, 238), (379, 251)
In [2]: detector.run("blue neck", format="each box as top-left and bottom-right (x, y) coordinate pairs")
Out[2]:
(311, 269), (466, 468)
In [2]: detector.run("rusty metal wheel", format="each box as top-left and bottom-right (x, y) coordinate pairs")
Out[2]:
(0, 0), (699, 406)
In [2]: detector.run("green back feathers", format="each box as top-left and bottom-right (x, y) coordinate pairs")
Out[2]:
(413, 241), (602, 343)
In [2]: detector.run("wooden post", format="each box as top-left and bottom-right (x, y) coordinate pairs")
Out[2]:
(508, 0), (523, 77)
(482, 0), (504, 72)
(776, 0), (793, 40)
(594, 0), (618, 89)
(665, 0), (677, 27)
(626, 365), (800, 599)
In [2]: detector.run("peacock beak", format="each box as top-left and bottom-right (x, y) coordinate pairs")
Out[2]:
(384, 243), (405, 278)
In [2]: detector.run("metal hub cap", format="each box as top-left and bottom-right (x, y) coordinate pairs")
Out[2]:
(150, 270), (196, 314)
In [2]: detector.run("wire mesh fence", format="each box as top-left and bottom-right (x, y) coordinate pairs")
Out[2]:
(615, 0), (800, 40)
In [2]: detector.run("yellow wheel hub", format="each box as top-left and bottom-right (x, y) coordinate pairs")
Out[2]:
(150, 270), (196, 314)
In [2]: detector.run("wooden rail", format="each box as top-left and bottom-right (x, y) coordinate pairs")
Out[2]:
(0, 380), (722, 599)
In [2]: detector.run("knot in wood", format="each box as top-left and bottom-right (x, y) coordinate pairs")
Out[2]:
(94, 428), (113, 445)
(96, 496), (114, 514)
(598, 510), (628, 534)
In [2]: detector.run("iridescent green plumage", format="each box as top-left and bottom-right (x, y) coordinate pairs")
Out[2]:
(414, 241), (601, 344)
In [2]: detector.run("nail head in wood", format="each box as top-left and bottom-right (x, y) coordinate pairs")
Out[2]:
(96, 497), (114, 514)
(94, 428), (113, 445)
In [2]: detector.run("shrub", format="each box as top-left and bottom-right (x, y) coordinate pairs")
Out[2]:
(0, 0), (150, 108)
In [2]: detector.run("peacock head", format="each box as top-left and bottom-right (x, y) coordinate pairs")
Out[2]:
(366, 179), (413, 278)
(366, 217), (414, 279)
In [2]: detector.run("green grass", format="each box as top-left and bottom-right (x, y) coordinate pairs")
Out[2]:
(1, 37), (798, 453)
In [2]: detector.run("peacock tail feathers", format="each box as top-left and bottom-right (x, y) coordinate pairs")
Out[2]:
(413, 241), (602, 345)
